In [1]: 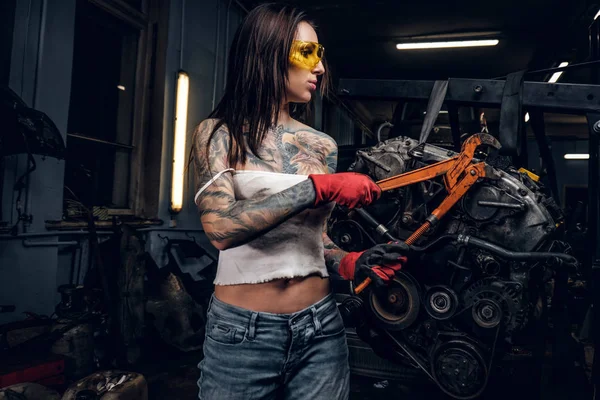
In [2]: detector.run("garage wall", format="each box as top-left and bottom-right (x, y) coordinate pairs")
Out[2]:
(0, 0), (75, 325)
(0, 0), (246, 324)
(145, 0), (244, 268)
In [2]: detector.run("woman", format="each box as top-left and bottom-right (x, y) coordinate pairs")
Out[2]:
(192, 3), (408, 399)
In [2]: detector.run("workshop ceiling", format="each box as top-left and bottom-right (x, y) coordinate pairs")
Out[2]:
(239, 0), (595, 81)
(239, 0), (598, 137)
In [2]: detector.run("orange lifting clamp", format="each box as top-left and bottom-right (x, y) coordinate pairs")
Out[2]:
(354, 133), (502, 294)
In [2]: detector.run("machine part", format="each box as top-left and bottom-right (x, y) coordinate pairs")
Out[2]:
(330, 219), (368, 252)
(461, 186), (501, 221)
(368, 272), (420, 330)
(146, 272), (207, 352)
(56, 284), (89, 319)
(61, 371), (148, 400)
(355, 133), (503, 294)
(338, 296), (365, 328)
(431, 340), (489, 399)
(472, 299), (503, 329)
(475, 253), (501, 275)
(424, 286), (459, 320)
(377, 121), (394, 143)
(0, 383), (61, 400)
(75, 390), (98, 400)
(375, 133), (501, 192)
(354, 208), (397, 241)
(456, 235), (577, 265)
(50, 322), (95, 380)
(463, 278), (525, 334)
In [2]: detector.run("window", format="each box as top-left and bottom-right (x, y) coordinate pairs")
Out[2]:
(65, 0), (146, 212)
(0, 0), (16, 87)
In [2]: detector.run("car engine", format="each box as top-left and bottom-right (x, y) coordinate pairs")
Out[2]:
(328, 135), (579, 399)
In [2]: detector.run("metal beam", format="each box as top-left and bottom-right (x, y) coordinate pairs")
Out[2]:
(338, 79), (600, 114)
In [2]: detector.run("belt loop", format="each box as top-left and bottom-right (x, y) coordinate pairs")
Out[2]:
(248, 312), (258, 340)
(311, 307), (322, 335)
(207, 293), (215, 312)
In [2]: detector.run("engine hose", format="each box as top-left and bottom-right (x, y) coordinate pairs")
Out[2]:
(352, 208), (576, 264)
(404, 234), (577, 265)
(454, 234), (578, 265)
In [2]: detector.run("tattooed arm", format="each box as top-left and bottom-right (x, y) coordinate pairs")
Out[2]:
(193, 119), (317, 251)
(320, 138), (349, 276)
(323, 223), (349, 276)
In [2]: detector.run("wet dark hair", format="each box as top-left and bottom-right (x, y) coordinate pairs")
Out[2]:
(199, 2), (329, 168)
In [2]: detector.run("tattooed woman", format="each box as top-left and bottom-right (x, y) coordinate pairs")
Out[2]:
(192, 3), (408, 399)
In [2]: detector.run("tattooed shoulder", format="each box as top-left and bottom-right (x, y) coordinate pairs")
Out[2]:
(192, 119), (232, 186)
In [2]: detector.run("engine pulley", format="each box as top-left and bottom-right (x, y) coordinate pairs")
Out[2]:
(463, 278), (526, 334)
(431, 339), (489, 400)
(472, 298), (502, 329)
(367, 271), (420, 330)
(330, 220), (366, 252)
(424, 285), (459, 320)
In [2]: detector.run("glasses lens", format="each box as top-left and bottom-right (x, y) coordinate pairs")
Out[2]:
(290, 41), (323, 69)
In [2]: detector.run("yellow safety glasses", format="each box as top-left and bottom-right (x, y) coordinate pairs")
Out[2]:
(289, 40), (324, 70)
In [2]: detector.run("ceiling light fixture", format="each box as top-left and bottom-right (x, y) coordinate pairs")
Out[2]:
(564, 153), (589, 160)
(595, 9), (600, 20)
(396, 39), (499, 50)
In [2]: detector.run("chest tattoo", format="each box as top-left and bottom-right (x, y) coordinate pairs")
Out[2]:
(243, 125), (334, 175)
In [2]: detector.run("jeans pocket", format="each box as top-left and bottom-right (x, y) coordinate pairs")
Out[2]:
(315, 308), (346, 338)
(206, 317), (247, 346)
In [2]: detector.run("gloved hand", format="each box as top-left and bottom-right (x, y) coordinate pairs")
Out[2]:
(338, 241), (409, 288)
(308, 172), (382, 209)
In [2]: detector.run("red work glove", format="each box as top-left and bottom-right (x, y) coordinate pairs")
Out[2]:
(308, 172), (382, 209)
(338, 241), (409, 288)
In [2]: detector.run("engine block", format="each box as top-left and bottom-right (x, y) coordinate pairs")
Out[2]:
(329, 136), (575, 399)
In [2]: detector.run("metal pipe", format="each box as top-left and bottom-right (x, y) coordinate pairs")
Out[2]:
(212, 0), (221, 110)
(67, 133), (135, 150)
(136, 227), (205, 233)
(223, 0), (233, 91)
(376, 121), (393, 142)
(477, 201), (525, 210)
(0, 231), (113, 240)
(23, 239), (78, 247)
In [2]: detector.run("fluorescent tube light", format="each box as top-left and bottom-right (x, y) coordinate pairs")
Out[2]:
(548, 62), (569, 83)
(171, 71), (190, 213)
(595, 9), (600, 20)
(396, 39), (499, 50)
(564, 154), (589, 160)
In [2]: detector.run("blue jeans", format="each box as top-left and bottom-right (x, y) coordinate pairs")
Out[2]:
(197, 292), (350, 399)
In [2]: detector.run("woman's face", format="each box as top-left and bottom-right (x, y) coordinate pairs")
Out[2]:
(285, 21), (325, 104)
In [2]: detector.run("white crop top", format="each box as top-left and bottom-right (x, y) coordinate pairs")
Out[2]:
(195, 170), (333, 285)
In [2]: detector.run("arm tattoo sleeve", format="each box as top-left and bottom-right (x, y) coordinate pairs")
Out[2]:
(319, 137), (348, 276)
(192, 120), (317, 250)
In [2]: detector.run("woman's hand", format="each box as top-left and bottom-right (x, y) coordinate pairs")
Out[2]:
(308, 172), (382, 209)
(337, 242), (409, 288)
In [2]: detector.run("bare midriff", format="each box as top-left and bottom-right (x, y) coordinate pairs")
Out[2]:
(214, 274), (330, 314)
